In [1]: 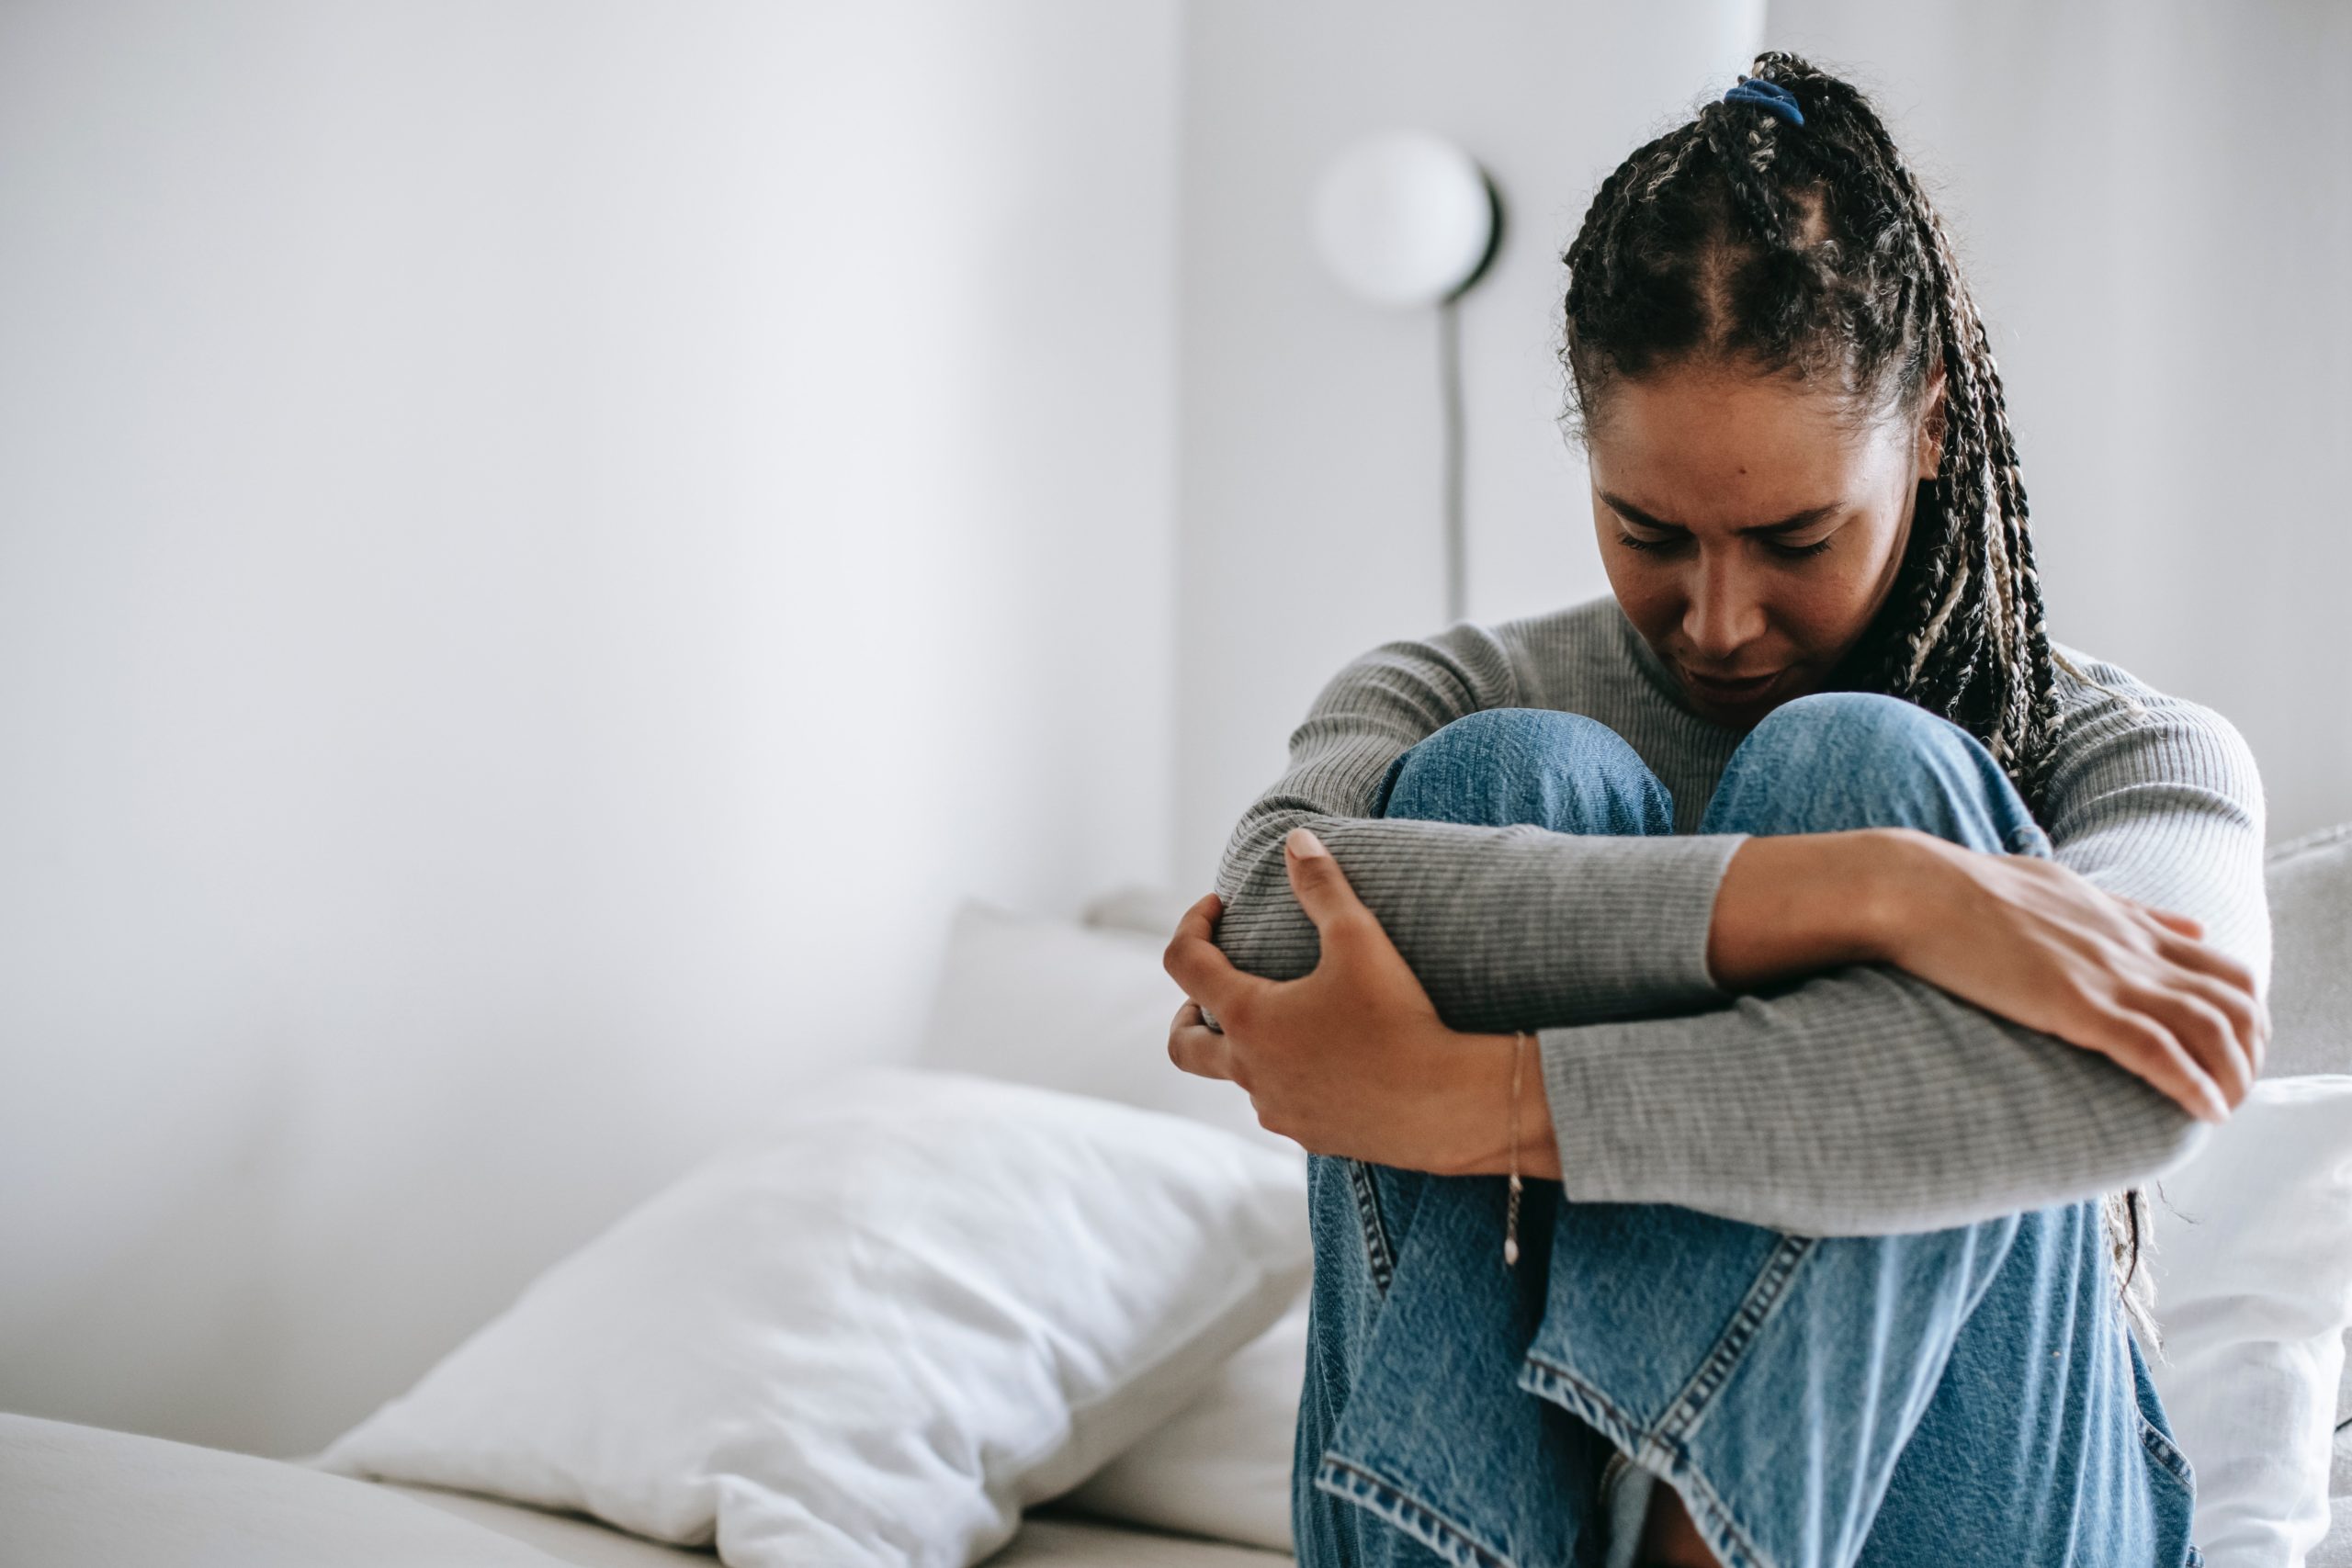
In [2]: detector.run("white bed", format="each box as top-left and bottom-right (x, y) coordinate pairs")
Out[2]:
(0, 1415), (1291, 1568)
(6, 824), (2349, 1568)
(8, 1408), (2349, 1568)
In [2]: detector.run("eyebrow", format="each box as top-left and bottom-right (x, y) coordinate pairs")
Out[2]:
(1600, 491), (1845, 536)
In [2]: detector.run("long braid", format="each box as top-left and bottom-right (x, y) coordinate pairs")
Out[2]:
(1785, 60), (2063, 797)
(1560, 52), (2150, 1337)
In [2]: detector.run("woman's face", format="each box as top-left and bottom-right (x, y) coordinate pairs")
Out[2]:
(1587, 362), (1943, 728)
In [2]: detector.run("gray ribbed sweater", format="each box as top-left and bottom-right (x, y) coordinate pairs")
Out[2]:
(1212, 594), (2271, 1235)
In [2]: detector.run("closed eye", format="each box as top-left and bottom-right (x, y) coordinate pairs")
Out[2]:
(1617, 530), (1835, 559)
(1768, 536), (1837, 558)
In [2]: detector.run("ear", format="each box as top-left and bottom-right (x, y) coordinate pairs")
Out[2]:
(1915, 363), (1949, 481)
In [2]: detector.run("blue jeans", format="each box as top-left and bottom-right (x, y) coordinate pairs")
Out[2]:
(1294, 693), (2199, 1568)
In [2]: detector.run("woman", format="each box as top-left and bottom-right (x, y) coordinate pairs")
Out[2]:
(1161, 53), (2268, 1568)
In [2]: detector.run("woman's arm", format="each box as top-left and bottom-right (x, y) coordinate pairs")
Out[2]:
(1212, 621), (1746, 1025)
(1707, 827), (2260, 1118)
(1478, 682), (2272, 1235)
(1202, 625), (2267, 1233)
(1213, 619), (2258, 1076)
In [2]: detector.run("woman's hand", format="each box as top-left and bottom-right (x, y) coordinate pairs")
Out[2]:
(1864, 828), (2267, 1122)
(1161, 827), (1519, 1175)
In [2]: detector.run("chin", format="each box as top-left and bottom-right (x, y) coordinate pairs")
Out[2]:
(1685, 689), (1782, 728)
(1676, 661), (1815, 725)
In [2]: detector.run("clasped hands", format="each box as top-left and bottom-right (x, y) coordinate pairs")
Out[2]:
(1160, 826), (1534, 1178)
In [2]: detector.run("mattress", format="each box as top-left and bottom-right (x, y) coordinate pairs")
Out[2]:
(0, 1414), (1292, 1568)
(6, 1411), (2341, 1566)
(394, 1483), (1292, 1568)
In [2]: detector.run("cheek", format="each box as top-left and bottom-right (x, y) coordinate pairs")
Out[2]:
(1780, 557), (1898, 652)
(1599, 551), (1679, 637)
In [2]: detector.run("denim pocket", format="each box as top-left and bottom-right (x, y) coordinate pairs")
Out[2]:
(1344, 1157), (1396, 1297)
(2137, 1412), (2195, 1495)
(2137, 1413), (2201, 1567)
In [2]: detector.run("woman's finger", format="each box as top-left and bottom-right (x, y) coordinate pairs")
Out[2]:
(1161, 892), (1248, 1015)
(2124, 899), (2205, 942)
(2148, 926), (2258, 998)
(1283, 828), (1378, 949)
(1167, 1009), (1238, 1082)
(2175, 966), (2268, 1081)
(2135, 985), (2253, 1110)
(2092, 1006), (2228, 1123)
(2139, 929), (2267, 1078)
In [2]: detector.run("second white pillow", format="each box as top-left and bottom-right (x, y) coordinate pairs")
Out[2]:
(917, 899), (1292, 1154)
(2146, 1075), (2352, 1568)
(1065, 1289), (1307, 1551)
(322, 1068), (1310, 1568)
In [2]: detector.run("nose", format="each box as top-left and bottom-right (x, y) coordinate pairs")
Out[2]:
(1682, 549), (1767, 662)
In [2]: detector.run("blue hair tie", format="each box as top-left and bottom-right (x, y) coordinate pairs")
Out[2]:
(1724, 76), (1804, 127)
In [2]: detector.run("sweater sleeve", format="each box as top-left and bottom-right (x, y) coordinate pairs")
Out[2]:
(1537, 675), (2272, 1236)
(1209, 620), (1745, 1028)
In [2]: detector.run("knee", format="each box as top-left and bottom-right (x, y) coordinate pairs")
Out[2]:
(1704, 692), (2045, 852)
(1746, 692), (1969, 773)
(1380, 708), (1672, 836)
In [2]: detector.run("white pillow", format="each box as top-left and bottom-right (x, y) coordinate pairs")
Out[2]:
(2262, 823), (2352, 1438)
(321, 1067), (1310, 1568)
(918, 899), (1290, 1155)
(2147, 1076), (2352, 1568)
(1064, 1288), (1307, 1551)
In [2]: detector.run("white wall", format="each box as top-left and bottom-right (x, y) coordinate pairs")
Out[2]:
(1174, 0), (2349, 884)
(1763, 0), (2352, 847)
(0, 0), (1177, 1456)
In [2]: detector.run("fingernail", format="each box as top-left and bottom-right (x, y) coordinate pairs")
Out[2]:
(1286, 827), (1329, 859)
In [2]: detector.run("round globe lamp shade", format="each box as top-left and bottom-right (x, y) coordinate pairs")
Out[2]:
(1311, 131), (1499, 309)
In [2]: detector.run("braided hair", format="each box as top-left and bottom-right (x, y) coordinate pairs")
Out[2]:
(1562, 50), (2064, 817)
(1562, 52), (2156, 1330)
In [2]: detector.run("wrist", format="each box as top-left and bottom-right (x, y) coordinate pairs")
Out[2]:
(1851, 827), (1952, 968)
(1709, 829), (1917, 987)
(1441, 1029), (1558, 1181)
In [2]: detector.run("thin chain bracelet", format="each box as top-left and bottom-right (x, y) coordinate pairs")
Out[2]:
(1504, 1030), (1529, 1267)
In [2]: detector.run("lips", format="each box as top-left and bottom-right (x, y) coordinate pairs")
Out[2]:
(1680, 664), (1783, 702)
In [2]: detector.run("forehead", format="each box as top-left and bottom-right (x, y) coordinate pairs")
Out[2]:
(1588, 366), (1902, 525)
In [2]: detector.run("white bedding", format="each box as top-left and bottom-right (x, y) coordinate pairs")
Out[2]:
(315, 1072), (1308, 1568)
(0, 1415), (1291, 1568)
(12, 827), (2350, 1568)
(7, 1408), (2348, 1567)
(400, 1483), (1293, 1568)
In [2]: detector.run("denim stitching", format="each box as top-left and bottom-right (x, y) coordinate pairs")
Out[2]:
(1345, 1158), (1396, 1296)
(1514, 1362), (1777, 1568)
(1516, 1355), (1645, 1447)
(1518, 1237), (1816, 1568)
(1314, 1455), (1514, 1568)
(1649, 1458), (1770, 1568)
(1654, 1235), (1816, 1442)
(2136, 1413), (2196, 1494)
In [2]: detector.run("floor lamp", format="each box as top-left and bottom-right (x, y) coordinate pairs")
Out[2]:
(1311, 131), (1504, 626)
